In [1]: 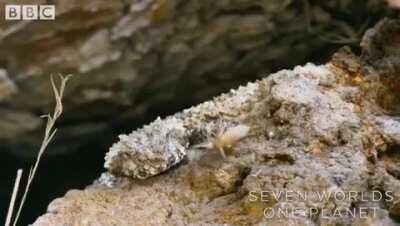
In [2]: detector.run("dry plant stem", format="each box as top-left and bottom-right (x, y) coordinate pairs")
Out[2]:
(12, 74), (72, 226)
(5, 169), (23, 226)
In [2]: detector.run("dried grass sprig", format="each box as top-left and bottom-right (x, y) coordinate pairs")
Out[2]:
(5, 74), (72, 226)
(5, 169), (23, 226)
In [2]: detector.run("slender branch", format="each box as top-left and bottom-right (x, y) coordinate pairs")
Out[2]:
(5, 169), (23, 226)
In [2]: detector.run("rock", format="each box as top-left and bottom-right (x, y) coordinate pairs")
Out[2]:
(387, 0), (400, 8)
(32, 19), (400, 225)
(0, 0), (394, 157)
(0, 69), (17, 101)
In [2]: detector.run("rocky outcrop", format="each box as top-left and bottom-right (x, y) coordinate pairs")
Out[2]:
(0, 0), (393, 156)
(32, 19), (400, 226)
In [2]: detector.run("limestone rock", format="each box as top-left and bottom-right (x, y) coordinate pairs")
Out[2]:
(32, 19), (400, 225)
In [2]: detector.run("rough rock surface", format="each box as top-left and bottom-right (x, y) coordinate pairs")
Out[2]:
(0, 0), (394, 156)
(32, 20), (400, 226)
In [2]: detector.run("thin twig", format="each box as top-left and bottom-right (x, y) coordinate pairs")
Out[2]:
(12, 74), (72, 226)
(5, 169), (23, 226)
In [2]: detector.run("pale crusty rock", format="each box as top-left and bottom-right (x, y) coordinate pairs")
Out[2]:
(33, 51), (400, 225)
(0, 0), (394, 157)
(373, 116), (400, 144)
(32, 20), (400, 225)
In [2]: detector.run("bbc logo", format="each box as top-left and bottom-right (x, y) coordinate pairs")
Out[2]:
(5, 5), (55, 20)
